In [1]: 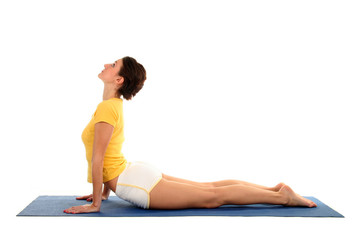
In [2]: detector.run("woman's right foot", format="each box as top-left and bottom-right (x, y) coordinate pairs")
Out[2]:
(279, 185), (317, 208)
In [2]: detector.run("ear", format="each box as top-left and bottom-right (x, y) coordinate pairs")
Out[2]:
(116, 76), (124, 86)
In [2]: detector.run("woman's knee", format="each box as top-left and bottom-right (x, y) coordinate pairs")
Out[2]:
(201, 187), (223, 208)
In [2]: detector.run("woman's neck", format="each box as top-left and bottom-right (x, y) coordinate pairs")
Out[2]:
(102, 85), (119, 101)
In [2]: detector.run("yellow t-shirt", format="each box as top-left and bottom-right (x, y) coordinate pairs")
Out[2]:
(81, 97), (127, 183)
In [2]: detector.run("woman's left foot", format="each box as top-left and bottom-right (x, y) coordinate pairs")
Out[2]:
(272, 182), (286, 191)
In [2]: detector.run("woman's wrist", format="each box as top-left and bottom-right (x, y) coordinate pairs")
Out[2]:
(102, 185), (111, 198)
(102, 192), (110, 200)
(92, 199), (102, 208)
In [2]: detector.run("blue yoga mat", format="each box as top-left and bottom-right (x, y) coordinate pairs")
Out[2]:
(17, 195), (343, 217)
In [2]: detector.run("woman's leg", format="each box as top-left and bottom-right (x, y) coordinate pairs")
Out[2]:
(162, 174), (285, 191)
(149, 178), (317, 209)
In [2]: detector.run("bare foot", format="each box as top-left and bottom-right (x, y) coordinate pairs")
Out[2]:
(279, 185), (317, 208)
(271, 182), (286, 192)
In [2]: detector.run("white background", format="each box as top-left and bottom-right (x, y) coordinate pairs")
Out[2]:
(1, 0), (359, 239)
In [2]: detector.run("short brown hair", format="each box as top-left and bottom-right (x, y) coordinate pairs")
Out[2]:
(117, 56), (147, 100)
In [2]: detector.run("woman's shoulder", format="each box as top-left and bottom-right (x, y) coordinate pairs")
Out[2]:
(96, 98), (123, 115)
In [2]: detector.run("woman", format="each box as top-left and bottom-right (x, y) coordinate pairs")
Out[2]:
(64, 56), (317, 214)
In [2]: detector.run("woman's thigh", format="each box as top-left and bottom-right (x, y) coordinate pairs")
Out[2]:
(149, 178), (219, 209)
(162, 174), (212, 187)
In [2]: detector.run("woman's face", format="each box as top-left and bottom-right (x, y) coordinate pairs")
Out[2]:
(98, 58), (123, 84)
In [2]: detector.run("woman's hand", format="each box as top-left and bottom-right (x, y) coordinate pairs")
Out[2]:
(64, 203), (100, 214)
(76, 193), (108, 202)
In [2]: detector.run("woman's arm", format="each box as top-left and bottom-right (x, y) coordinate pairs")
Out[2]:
(91, 121), (114, 207)
(64, 122), (114, 214)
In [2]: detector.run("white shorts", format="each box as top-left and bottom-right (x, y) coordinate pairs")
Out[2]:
(115, 161), (162, 209)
